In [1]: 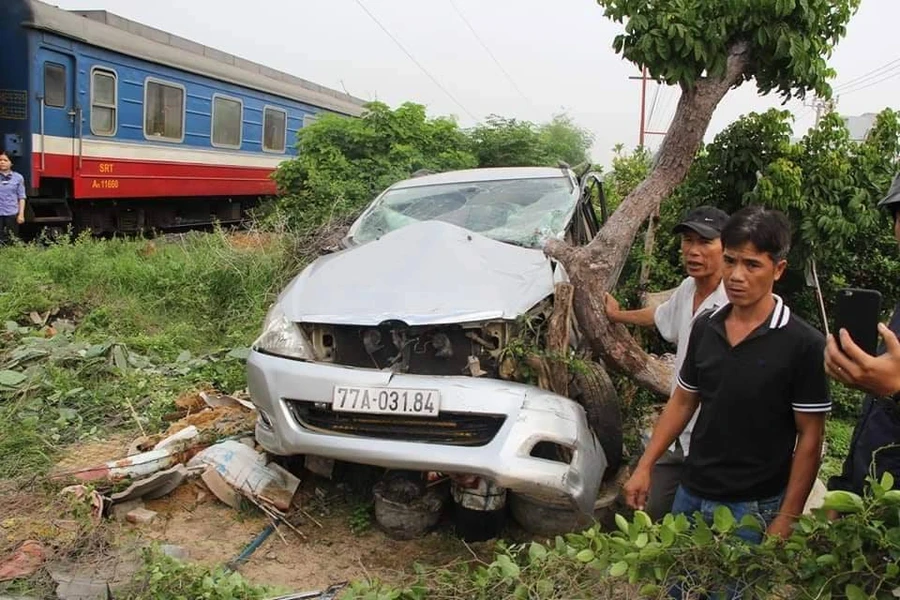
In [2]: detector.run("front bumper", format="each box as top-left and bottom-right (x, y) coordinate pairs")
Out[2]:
(247, 350), (606, 514)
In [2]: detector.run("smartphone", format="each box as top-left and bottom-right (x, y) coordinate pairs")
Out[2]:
(835, 288), (882, 356)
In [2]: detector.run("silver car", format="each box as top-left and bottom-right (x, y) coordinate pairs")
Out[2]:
(247, 166), (619, 514)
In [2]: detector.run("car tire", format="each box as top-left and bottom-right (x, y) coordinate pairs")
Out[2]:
(570, 361), (623, 480)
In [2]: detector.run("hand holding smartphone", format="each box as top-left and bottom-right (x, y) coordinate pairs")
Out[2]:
(835, 288), (883, 356)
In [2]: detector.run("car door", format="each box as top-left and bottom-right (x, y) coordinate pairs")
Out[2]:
(566, 171), (606, 245)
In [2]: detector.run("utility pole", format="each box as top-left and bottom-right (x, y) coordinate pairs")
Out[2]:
(629, 66), (669, 147)
(805, 94), (837, 126)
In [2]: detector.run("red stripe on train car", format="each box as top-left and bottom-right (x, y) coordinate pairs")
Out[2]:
(32, 153), (279, 198)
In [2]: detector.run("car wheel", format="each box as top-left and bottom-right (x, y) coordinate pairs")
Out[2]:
(571, 361), (623, 480)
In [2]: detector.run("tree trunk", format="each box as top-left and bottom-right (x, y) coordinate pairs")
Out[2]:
(545, 42), (749, 398)
(546, 282), (574, 396)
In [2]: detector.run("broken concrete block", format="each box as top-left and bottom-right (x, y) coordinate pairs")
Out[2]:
(109, 499), (144, 522)
(125, 508), (157, 524)
(0, 540), (46, 582)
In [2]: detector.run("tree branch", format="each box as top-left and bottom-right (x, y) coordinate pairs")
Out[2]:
(544, 41), (750, 398)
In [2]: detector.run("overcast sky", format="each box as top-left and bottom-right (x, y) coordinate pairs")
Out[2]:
(51, 0), (900, 166)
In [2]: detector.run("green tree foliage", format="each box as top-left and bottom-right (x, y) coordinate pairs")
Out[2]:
(469, 115), (550, 168)
(650, 108), (900, 332)
(603, 144), (653, 211)
(599, 0), (860, 98)
(271, 103), (594, 230)
(538, 114), (596, 167)
(271, 101), (476, 231)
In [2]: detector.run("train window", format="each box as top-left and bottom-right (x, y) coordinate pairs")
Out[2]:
(302, 113), (319, 128)
(91, 69), (117, 136)
(212, 95), (243, 149)
(263, 106), (287, 153)
(144, 79), (185, 142)
(44, 63), (66, 108)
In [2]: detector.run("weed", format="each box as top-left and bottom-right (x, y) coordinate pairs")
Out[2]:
(121, 545), (281, 600)
(349, 502), (374, 535)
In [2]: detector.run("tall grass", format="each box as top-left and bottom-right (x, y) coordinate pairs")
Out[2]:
(0, 227), (303, 478)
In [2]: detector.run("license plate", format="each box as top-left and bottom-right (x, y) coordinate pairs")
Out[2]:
(331, 386), (440, 417)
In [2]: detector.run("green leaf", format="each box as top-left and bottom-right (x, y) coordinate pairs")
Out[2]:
(816, 554), (838, 566)
(822, 490), (865, 514)
(528, 542), (548, 563)
(713, 505), (736, 533)
(536, 580), (554, 596)
(615, 513), (630, 534)
(576, 549), (595, 563)
(609, 561), (628, 577)
(5, 320), (19, 333)
(495, 554), (520, 579)
(845, 584), (867, 600)
(633, 510), (653, 530)
(176, 350), (192, 363)
(882, 471), (895, 491)
(635, 533), (649, 548)
(879, 490), (900, 507)
(226, 347), (251, 360)
(692, 521), (714, 546)
(0, 370), (26, 387)
(739, 514), (763, 532)
(639, 584), (662, 597)
(112, 344), (129, 371)
(660, 524), (675, 547)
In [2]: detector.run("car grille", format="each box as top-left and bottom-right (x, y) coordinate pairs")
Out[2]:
(285, 400), (505, 446)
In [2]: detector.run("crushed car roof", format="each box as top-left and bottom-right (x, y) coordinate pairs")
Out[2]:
(390, 167), (572, 190)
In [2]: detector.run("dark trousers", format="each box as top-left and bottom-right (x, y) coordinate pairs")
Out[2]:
(647, 445), (685, 521)
(0, 215), (19, 246)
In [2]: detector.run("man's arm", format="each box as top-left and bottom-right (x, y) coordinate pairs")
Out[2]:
(768, 412), (825, 538)
(623, 385), (700, 509)
(605, 293), (656, 327)
(769, 336), (831, 538)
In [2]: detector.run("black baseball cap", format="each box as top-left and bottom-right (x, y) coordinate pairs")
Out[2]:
(877, 174), (900, 212)
(672, 205), (730, 239)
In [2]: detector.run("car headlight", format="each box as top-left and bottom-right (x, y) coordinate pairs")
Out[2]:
(252, 305), (317, 360)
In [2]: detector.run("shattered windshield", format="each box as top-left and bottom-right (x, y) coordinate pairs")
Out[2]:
(351, 176), (577, 248)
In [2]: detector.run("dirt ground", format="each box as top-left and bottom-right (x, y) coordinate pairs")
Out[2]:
(1, 435), (505, 596)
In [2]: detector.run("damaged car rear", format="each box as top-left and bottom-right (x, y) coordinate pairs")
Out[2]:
(247, 166), (621, 519)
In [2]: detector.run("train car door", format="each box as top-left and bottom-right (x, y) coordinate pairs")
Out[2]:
(37, 50), (78, 184)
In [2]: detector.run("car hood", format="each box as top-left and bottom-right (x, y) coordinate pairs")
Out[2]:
(278, 220), (558, 326)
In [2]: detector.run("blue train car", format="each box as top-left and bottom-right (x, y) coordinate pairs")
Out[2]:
(0, 0), (366, 232)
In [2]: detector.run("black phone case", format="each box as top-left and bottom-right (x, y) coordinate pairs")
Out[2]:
(835, 288), (882, 356)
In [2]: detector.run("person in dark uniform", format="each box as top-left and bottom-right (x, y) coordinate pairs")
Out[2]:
(0, 151), (26, 245)
(825, 174), (900, 498)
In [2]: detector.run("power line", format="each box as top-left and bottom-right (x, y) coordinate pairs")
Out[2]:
(833, 56), (900, 92)
(838, 68), (900, 97)
(657, 88), (679, 132)
(352, 0), (477, 121)
(647, 83), (661, 130)
(446, 0), (532, 107)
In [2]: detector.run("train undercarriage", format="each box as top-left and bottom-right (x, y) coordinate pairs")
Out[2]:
(22, 186), (260, 239)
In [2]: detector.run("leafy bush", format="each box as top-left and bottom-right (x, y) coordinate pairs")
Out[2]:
(271, 103), (594, 231)
(345, 475), (900, 599)
(122, 546), (279, 600)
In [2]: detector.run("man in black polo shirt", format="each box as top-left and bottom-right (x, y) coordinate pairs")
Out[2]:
(624, 205), (830, 543)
